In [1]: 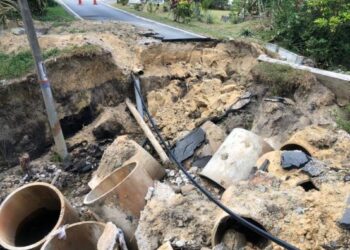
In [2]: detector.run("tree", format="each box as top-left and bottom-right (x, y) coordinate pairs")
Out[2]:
(272, 0), (350, 68)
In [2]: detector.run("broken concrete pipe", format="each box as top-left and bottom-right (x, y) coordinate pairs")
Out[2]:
(84, 162), (154, 249)
(200, 128), (273, 189)
(89, 138), (165, 189)
(255, 150), (310, 187)
(41, 221), (106, 250)
(211, 212), (270, 249)
(212, 186), (271, 249)
(280, 134), (317, 156)
(0, 183), (79, 250)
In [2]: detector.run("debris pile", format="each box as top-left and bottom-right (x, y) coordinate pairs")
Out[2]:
(0, 20), (349, 250)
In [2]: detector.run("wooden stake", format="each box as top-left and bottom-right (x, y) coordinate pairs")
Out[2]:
(126, 98), (170, 164)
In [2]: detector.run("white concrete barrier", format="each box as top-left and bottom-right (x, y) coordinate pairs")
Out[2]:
(258, 54), (350, 105)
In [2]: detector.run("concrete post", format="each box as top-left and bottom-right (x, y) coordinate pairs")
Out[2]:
(17, 0), (68, 160)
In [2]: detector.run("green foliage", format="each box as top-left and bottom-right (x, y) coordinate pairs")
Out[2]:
(119, 0), (129, 6)
(0, 0), (19, 26)
(272, 0), (350, 69)
(0, 45), (100, 80)
(0, 0), (73, 26)
(35, 5), (74, 24)
(172, 0), (192, 23)
(133, 3), (144, 11)
(337, 104), (350, 133)
(0, 51), (33, 79)
(252, 62), (314, 97)
(205, 13), (214, 24)
(240, 28), (253, 37)
(50, 152), (62, 162)
(209, 0), (228, 10)
(201, 0), (212, 12)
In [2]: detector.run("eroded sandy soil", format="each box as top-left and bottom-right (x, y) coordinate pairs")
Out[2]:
(0, 20), (349, 250)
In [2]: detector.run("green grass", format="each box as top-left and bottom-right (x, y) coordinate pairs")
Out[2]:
(251, 62), (315, 97)
(115, 4), (270, 40)
(337, 104), (350, 134)
(0, 45), (101, 80)
(35, 5), (74, 26)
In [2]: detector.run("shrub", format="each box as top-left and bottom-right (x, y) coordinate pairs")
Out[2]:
(133, 3), (144, 11)
(172, 0), (192, 23)
(119, 0), (129, 6)
(0, 0), (19, 26)
(205, 13), (214, 24)
(272, 0), (350, 69)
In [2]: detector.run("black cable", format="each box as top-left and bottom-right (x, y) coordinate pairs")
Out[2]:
(132, 78), (299, 250)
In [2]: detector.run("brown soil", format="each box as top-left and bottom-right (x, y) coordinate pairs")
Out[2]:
(0, 20), (349, 250)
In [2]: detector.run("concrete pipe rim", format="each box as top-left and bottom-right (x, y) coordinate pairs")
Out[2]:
(0, 182), (66, 250)
(84, 162), (138, 205)
(40, 221), (105, 250)
(212, 213), (270, 249)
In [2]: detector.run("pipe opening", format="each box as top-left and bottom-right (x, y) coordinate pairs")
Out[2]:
(298, 180), (319, 192)
(280, 144), (311, 156)
(0, 184), (63, 248)
(84, 162), (137, 205)
(42, 222), (105, 250)
(60, 106), (95, 138)
(213, 216), (270, 249)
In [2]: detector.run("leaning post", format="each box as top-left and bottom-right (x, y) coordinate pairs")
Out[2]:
(17, 0), (68, 160)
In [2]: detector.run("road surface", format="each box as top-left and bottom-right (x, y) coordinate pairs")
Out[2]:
(59, 0), (208, 41)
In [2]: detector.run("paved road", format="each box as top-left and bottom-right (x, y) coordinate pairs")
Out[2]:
(59, 0), (208, 41)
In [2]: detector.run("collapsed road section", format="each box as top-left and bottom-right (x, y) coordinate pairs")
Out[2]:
(0, 19), (350, 250)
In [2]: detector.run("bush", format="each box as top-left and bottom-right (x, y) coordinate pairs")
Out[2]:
(272, 0), (350, 69)
(172, 0), (192, 23)
(0, 0), (19, 26)
(119, 0), (129, 6)
(205, 13), (214, 24)
(133, 3), (143, 11)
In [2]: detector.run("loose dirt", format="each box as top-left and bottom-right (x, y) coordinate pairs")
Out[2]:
(0, 20), (349, 250)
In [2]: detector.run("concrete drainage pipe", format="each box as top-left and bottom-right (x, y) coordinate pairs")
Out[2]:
(84, 162), (154, 250)
(41, 221), (105, 250)
(0, 183), (79, 250)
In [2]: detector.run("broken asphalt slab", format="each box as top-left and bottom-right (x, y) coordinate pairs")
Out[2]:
(171, 128), (206, 163)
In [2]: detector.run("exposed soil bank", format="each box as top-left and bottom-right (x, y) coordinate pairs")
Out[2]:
(0, 20), (349, 250)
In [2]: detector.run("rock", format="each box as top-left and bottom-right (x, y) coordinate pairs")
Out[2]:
(11, 28), (25, 35)
(281, 150), (311, 170)
(92, 104), (140, 140)
(157, 242), (173, 250)
(200, 121), (226, 154)
(339, 197), (350, 230)
(301, 159), (326, 177)
(192, 156), (212, 168)
(174, 240), (185, 248)
(181, 184), (195, 195)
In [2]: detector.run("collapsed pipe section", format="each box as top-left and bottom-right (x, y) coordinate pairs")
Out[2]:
(212, 214), (270, 249)
(200, 128), (273, 188)
(41, 221), (105, 250)
(0, 183), (79, 250)
(84, 162), (154, 249)
(89, 138), (165, 189)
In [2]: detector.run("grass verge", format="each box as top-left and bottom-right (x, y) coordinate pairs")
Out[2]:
(0, 45), (101, 80)
(35, 5), (75, 26)
(114, 4), (271, 40)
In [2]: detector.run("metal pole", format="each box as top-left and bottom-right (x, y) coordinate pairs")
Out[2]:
(132, 73), (144, 118)
(17, 0), (68, 160)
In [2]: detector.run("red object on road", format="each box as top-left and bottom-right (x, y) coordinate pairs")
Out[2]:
(79, 0), (82, 5)
(93, 0), (97, 4)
